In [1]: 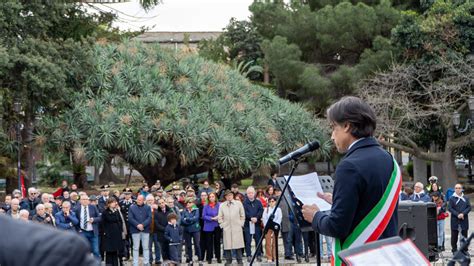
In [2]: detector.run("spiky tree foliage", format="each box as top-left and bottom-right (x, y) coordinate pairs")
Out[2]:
(37, 41), (330, 186)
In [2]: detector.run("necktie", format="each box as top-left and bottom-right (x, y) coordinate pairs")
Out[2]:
(82, 206), (88, 230)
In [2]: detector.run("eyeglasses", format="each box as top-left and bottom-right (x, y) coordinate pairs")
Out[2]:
(455, 187), (462, 189)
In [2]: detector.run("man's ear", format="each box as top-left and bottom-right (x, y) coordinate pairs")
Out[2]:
(343, 122), (352, 133)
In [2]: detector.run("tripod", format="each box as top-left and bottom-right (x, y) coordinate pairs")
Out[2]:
(249, 160), (323, 266)
(448, 232), (474, 266)
(249, 161), (299, 266)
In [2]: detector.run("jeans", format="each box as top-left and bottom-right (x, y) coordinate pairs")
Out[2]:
(184, 231), (201, 261)
(319, 234), (332, 258)
(149, 233), (161, 263)
(437, 220), (445, 248)
(281, 231), (293, 257)
(80, 230), (100, 259)
(244, 224), (262, 257)
(132, 232), (150, 266)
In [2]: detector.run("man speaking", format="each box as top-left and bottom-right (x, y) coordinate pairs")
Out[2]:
(302, 96), (402, 266)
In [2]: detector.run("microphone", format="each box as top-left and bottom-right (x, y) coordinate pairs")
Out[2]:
(278, 140), (320, 165)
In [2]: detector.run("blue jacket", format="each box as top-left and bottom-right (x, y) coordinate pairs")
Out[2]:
(73, 204), (102, 236)
(55, 210), (79, 231)
(448, 194), (471, 231)
(243, 198), (263, 227)
(181, 208), (200, 233)
(165, 223), (183, 244)
(128, 204), (152, 234)
(409, 192), (431, 203)
(313, 137), (398, 242)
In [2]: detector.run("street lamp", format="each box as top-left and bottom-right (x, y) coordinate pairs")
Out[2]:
(453, 96), (474, 133)
(14, 101), (21, 192)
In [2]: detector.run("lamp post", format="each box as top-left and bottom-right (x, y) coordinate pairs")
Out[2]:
(452, 96), (474, 133)
(14, 101), (21, 192)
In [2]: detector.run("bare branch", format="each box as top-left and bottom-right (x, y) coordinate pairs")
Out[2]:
(359, 57), (473, 154)
(378, 139), (443, 161)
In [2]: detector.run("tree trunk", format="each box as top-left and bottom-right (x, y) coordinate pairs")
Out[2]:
(413, 156), (428, 184)
(99, 156), (121, 185)
(93, 165), (100, 185)
(263, 63), (270, 85)
(441, 149), (458, 190)
(73, 163), (88, 189)
(21, 110), (35, 186)
(251, 175), (268, 188)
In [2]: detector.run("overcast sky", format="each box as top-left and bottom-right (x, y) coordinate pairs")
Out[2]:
(90, 0), (254, 32)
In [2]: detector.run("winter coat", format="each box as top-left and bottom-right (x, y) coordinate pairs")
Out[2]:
(181, 208), (200, 233)
(409, 192), (431, 202)
(155, 206), (172, 241)
(165, 223), (183, 244)
(55, 210), (79, 231)
(243, 198), (264, 227)
(448, 194), (471, 231)
(279, 196), (291, 233)
(218, 200), (245, 250)
(128, 203), (152, 234)
(31, 213), (54, 227)
(101, 208), (124, 252)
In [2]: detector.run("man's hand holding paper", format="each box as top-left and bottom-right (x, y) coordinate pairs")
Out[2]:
(284, 172), (332, 223)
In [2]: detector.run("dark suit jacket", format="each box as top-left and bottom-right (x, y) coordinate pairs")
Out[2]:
(0, 215), (99, 266)
(312, 137), (398, 243)
(74, 204), (102, 235)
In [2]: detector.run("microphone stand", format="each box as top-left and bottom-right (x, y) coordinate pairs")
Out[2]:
(448, 232), (474, 266)
(250, 160), (300, 266)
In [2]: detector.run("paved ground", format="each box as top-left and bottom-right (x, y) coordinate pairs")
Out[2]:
(111, 214), (474, 265)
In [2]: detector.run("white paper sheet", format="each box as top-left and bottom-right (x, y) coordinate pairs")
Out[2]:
(249, 221), (255, 235)
(344, 239), (430, 265)
(284, 172), (332, 212)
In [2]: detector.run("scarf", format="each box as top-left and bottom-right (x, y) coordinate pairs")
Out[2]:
(453, 193), (466, 205)
(209, 202), (216, 208)
(413, 190), (425, 199)
(117, 208), (127, 239)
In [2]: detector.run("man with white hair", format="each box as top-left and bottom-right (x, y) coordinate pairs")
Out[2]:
(20, 187), (40, 216)
(19, 209), (29, 221)
(243, 186), (264, 262)
(7, 198), (21, 219)
(70, 191), (79, 209)
(32, 204), (54, 226)
(44, 202), (57, 227)
(41, 192), (60, 215)
(409, 182), (430, 202)
(55, 201), (79, 231)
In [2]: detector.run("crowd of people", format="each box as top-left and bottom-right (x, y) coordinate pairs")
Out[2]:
(399, 176), (471, 254)
(0, 175), (333, 265)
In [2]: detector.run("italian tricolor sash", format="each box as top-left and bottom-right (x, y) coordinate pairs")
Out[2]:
(331, 158), (402, 266)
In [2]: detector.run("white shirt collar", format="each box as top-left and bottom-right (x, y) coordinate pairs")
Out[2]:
(348, 138), (365, 151)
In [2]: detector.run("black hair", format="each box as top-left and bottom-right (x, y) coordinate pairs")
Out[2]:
(327, 96), (376, 138)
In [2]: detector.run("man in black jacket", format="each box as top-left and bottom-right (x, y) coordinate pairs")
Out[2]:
(243, 186), (263, 262)
(0, 215), (99, 266)
(155, 198), (172, 261)
(303, 97), (400, 264)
